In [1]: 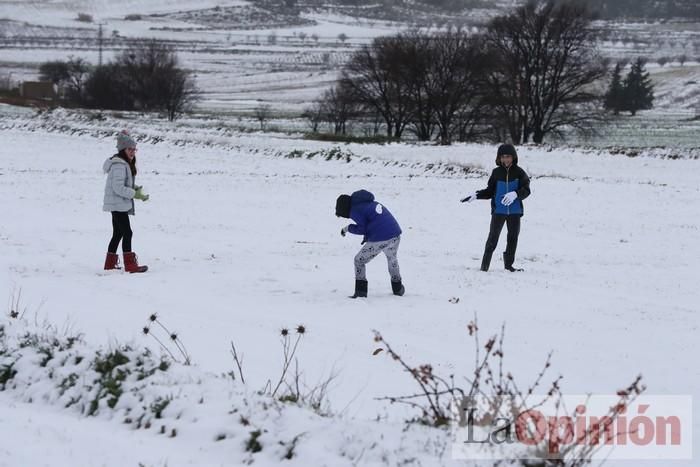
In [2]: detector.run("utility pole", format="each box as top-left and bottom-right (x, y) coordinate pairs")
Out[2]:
(97, 22), (105, 67)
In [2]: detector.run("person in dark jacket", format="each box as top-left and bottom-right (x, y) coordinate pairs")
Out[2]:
(102, 130), (150, 273)
(336, 190), (404, 298)
(461, 144), (531, 272)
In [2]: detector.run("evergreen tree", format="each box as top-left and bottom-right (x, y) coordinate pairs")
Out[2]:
(604, 62), (625, 114)
(622, 57), (654, 116)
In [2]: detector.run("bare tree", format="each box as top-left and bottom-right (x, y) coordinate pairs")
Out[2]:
(302, 101), (323, 133)
(254, 104), (272, 130)
(161, 68), (199, 121)
(341, 36), (414, 138)
(84, 63), (134, 110)
(332, 30), (493, 144)
(116, 40), (198, 120)
(425, 30), (490, 145)
(484, 0), (608, 144)
(39, 56), (89, 102)
(65, 57), (90, 102)
(394, 32), (435, 142)
(319, 82), (360, 135)
(39, 61), (70, 85)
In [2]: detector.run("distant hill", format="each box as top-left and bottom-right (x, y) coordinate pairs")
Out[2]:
(253, 0), (510, 15)
(247, 0), (508, 25)
(574, 0), (700, 20)
(287, 0), (700, 21)
(316, 0), (700, 20)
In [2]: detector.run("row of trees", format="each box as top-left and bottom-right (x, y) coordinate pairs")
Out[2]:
(309, 0), (608, 145)
(604, 58), (655, 116)
(39, 41), (198, 121)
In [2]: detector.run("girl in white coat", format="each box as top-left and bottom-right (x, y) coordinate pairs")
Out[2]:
(103, 131), (149, 273)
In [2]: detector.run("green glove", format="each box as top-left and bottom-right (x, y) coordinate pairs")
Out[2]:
(134, 187), (149, 202)
(134, 184), (143, 191)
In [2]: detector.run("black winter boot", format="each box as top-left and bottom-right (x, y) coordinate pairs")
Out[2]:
(391, 281), (405, 296)
(503, 252), (523, 272)
(351, 279), (368, 298)
(481, 250), (493, 272)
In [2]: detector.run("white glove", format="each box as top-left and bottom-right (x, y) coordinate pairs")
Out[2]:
(461, 192), (478, 203)
(501, 191), (518, 206)
(341, 225), (350, 237)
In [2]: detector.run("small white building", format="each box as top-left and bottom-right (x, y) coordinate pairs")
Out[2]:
(19, 81), (57, 100)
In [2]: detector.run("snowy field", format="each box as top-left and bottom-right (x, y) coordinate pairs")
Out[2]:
(1, 1), (699, 464)
(0, 109), (699, 465)
(2, 0), (700, 126)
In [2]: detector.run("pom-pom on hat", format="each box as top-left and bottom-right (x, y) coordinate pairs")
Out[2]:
(116, 130), (137, 151)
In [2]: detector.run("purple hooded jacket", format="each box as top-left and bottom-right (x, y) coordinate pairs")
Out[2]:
(347, 190), (402, 242)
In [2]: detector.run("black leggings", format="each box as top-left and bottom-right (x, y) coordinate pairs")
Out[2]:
(108, 211), (133, 253)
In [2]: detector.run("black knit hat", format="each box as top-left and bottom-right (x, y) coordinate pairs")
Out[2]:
(335, 194), (351, 218)
(496, 144), (518, 165)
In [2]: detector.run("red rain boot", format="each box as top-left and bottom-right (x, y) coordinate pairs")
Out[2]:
(104, 252), (121, 270)
(123, 252), (148, 273)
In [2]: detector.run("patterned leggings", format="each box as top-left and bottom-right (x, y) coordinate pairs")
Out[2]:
(354, 236), (402, 282)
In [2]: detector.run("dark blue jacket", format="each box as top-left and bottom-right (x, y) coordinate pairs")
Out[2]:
(348, 190), (402, 242)
(476, 164), (531, 216)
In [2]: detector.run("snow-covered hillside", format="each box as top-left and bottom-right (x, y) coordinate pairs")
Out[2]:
(2, 0), (700, 121)
(0, 109), (698, 466)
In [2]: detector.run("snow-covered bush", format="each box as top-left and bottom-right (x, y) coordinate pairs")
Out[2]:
(0, 317), (452, 464)
(76, 13), (93, 23)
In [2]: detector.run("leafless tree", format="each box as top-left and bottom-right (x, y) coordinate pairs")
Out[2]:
(39, 61), (70, 85)
(318, 82), (360, 135)
(340, 36), (414, 138)
(341, 30), (491, 144)
(39, 56), (89, 102)
(115, 40), (198, 120)
(424, 30), (490, 145)
(161, 68), (199, 121)
(84, 63), (133, 110)
(394, 32), (435, 141)
(254, 104), (272, 130)
(302, 101), (323, 133)
(484, 0), (608, 144)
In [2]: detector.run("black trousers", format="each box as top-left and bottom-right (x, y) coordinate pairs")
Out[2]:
(483, 214), (520, 268)
(108, 211), (133, 253)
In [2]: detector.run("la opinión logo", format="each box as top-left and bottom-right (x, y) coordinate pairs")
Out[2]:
(453, 395), (692, 460)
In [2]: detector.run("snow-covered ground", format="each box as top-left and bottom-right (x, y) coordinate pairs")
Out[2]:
(0, 109), (698, 465)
